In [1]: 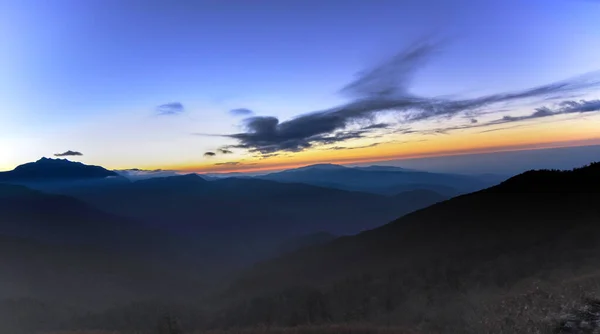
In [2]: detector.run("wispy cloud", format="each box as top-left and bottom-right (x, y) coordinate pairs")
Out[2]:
(229, 108), (254, 116)
(214, 161), (240, 166)
(426, 99), (600, 134)
(209, 39), (600, 156)
(363, 123), (391, 130)
(54, 150), (83, 157)
(328, 143), (381, 151)
(218, 148), (233, 154)
(157, 102), (184, 115)
(204, 151), (216, 157)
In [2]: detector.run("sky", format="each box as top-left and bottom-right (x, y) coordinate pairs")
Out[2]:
(1, 0), (600, 173)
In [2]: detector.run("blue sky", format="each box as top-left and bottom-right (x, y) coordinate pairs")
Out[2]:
(1, 0), (599, 172)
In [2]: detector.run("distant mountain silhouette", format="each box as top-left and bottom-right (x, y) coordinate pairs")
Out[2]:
(258, 163), (493, 195)
(0, 158), (117, 182)
(51, 174), (446, 266)
(217, 163), (600, 327)
(285, 163), (350, 171)
(202, 171), (268, 178)
(113, 168), (181, 181)
(353, 165), (414, 172)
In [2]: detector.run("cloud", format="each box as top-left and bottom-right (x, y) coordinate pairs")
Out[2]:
(54, 150), (83, 157)
(229, 108), (254, 116)
(218, 148), (233, 154)
(214, 161), (241, 166)
(215, 39), (600, 156)
(423, 99), (600, 134)
(328, 143), (381, 151)
(227, 118), (371, 154)
(340, 39), (440, 99)
(204, 152), (216, 157)
(558, 99), (600, 113)
(497, 99), (600, 123)
(492, 99), (600, 123)
(363, 123), (391, 130)
(157, 102), (184, 115)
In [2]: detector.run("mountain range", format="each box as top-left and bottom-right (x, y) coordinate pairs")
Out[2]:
(257, 163), (503, 196)
(3, 157), (595, 333)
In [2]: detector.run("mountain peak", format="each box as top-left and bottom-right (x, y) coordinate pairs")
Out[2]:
(134, 173), (207, 186)
(295, 163), (348, 171)
(32, 157), (82, 165)
(1, 158), (117, 182)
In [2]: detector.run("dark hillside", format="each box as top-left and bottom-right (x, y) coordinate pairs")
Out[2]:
(215, 163), (600, 332)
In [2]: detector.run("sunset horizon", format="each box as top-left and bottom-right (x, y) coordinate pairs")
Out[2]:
(6, 138), (599, 176)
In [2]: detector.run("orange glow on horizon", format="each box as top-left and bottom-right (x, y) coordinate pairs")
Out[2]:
(115, 114), (600, 174)
(176, 137), (600, 174)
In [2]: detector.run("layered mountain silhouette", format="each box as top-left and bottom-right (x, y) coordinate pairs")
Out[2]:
(258, 163), (500, 196)
(216, 163), (600, 327)
(0, 183), (136, 246)
(0, 182), (211, 261)
(60, 174), (447, 265)
(83, 175), (444, 237)
(0, 158), (450, 268)
(0, 184), (132, 246)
